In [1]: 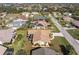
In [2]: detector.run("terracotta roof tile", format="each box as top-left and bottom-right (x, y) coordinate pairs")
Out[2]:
(28, 30), (50, 43)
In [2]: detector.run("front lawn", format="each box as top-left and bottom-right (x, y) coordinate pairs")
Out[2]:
(59, 20), (67, 27)
(47, 17), (60, 32)
(50, 37), (77, 55)
(50, 22), (60, 32)
(67, 29), (79, 40)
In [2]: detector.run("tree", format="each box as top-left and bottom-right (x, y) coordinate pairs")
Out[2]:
(17, 34), (23, 40)
(16, 49), (27, 55)
(60, 45), (69, 55)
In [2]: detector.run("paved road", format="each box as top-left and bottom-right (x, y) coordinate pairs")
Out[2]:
(63, 27), (77, 30)
(49, 14), (79, 54)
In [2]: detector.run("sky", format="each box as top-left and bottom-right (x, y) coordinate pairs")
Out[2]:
(0, 0), (79, 3)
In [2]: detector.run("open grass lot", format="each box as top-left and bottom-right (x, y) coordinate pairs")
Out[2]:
(67, 29), (79, 40)
(12, 29), (32, 55)
(50, 22), (60, 32)
(47, 17), (60, 32)
(59, 20), (67, 27)
(50, 37), (77, 55)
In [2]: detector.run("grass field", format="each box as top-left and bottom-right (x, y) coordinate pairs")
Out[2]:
(12, 29), (32, 55)
(50, 37), (77, 55)
(47, 17), (60, 32)
(50, 22), (60, 32)
(67, 29), (79, 40)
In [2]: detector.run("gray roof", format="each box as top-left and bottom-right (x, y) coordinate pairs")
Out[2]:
(0, 45), (7, 55)
(0, 28), (15, 43)
(32, 47), (60, 55)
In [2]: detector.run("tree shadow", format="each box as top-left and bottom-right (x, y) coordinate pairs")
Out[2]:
(60, 45), (69, 55)
(4, 48), (14, 55)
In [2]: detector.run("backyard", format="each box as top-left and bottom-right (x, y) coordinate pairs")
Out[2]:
(50, 37), (77, 55)
(12, 29), (32, 55)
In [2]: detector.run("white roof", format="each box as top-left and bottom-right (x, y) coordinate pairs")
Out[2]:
(0, 28), (15, 43)
(0, 45), (7, 55)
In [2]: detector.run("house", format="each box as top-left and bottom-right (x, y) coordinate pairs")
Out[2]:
(72, 20), (79, 28)
(63, 12), (72, 16)
(0, 12), (6, 18)
(32, 12), (39, 15)
(28, 29), (51, 47)
(62, 16), (73, 22)
(21, 12), (30, 18)
(32, 20), (50, 29)
(53, 12), (62, 18)
(19, 14), (28, 21)
(6, 18), (27, 29)
(37, 20), (50, 27)
(32, 47), (60, 55)
(0, 28), (15, 44)
(0, 45), (7, 55)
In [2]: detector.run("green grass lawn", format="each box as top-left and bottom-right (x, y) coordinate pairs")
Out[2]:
(59, 20), (67, 27)
(67, 29), (79, 40)
(47, 17), (60, 32)
(50, 22), (60, 32)
(50, 37), (77, 55)
(12, 29), (32, 55)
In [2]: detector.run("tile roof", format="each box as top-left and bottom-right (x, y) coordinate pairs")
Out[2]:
(19, 15), (27, 20)
(28, 29), (50, 43)
(63, 16), (73, 21)
(37, 20), (50, 27)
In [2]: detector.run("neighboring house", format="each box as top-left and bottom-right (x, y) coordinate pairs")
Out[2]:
(28, 29), (51, 47)
(29, 12), (39, 18)
(62, 16), (73, 22)
(19, 14), (28, 21)
(31, 15), (50, 29)
(32, 47), (60, 55)
(63, 12), (72, 16)
(37, 20), (50, 27)
(0, 28), (15, 44)
(21, 12), (30, 18)
(72, 20), (79, 28)
(0, 45), (7, 55)
(6, 18), (27, 29)
(32, 12), (39, 15)
(32, 20), (50, 29)
(0, 12), (6, 18)
(53, 12), (62, 18)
